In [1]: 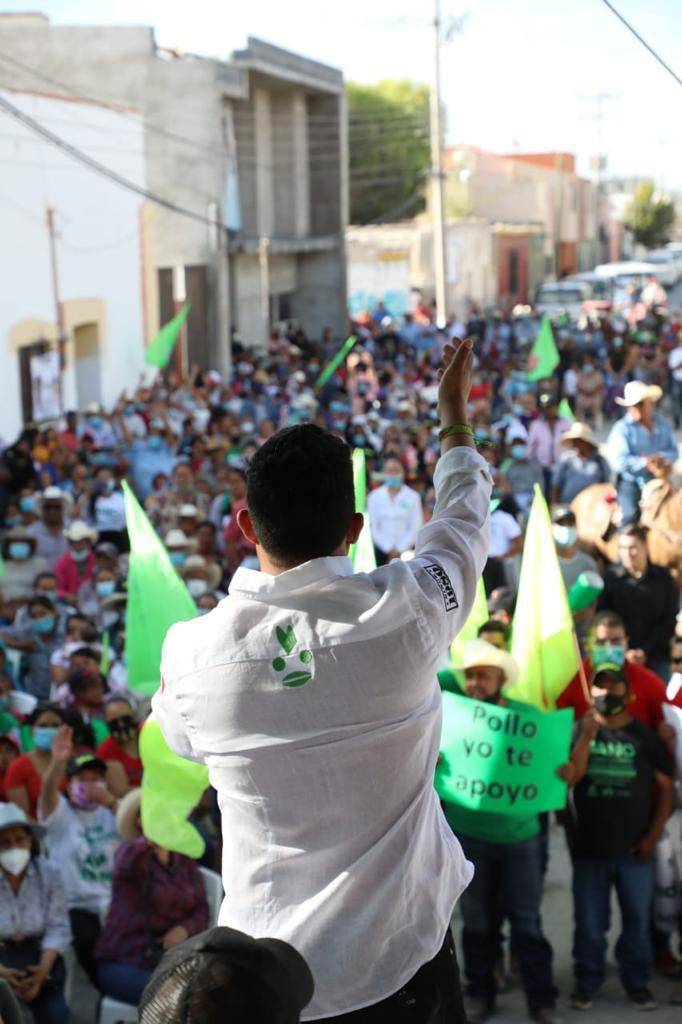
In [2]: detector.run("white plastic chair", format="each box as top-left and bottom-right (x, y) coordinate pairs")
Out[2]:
(199, 866), (224, 926)
(97, 868), (223, 1023)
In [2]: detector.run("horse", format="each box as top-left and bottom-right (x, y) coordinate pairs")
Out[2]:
(571, 478), (682, 588)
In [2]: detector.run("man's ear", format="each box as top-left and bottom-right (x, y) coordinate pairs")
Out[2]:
(236, 507), (258, 545)
(347, 512), (364, 545)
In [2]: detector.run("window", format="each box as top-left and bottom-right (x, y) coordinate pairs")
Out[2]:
(19, 340), (50, 424)
(508, 249), (520, 295)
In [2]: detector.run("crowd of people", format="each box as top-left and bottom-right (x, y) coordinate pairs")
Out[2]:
(0, 292), (680, 1022)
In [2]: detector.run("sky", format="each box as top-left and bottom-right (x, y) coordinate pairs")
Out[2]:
(1, 0), (681, 189)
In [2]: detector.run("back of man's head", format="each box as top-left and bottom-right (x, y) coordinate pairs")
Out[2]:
(246, 425), (354, 564)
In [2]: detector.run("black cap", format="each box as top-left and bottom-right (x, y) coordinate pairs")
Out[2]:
(66, 754), (107, 779)
(139, 926), (314, 1024)
(551, 506), (576, 526)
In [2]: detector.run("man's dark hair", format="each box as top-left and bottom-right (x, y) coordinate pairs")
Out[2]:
(246, 426), (354, 563)
(478, 619), (511, 644)
(28, 596), (55, 615)
(592, 610), (626, 633)
(618, 523), (648, 543)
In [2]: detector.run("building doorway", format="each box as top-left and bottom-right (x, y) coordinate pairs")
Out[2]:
(73, 322), (102, 408)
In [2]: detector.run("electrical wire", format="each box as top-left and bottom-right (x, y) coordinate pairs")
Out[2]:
(599, 0), (682, 87)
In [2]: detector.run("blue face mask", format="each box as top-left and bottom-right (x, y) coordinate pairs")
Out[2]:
(591, 644), (626, 669)
(169, 551), (186, 567)
(583, 364), (594, 374)
(510, 445), (527, 460)
(385, 475), (403, 489)
(33, 726), (58, 751)
(352, 434), (366, 446)
(30, 616), (55, 635)
(19, 496), (35, 513)
(511, 404), (524, 417)
(147, 435), (164, 450)
(96, 580), (116, 598)
(9, 542), (31, 560)
(123, 405), (136, 416)
(88, 416), (103, 429)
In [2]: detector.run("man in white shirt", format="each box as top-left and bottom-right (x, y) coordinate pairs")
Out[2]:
(153, 339), (491, 1022)
(367, 456), (424, 563)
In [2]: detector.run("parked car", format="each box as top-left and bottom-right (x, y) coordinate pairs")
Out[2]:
(569, 272), (613, 312)
(664, 242), (682, 279)
(594, 261), (657, 309)
(644, 249), (678, 287)
(534, 279), (592, 321)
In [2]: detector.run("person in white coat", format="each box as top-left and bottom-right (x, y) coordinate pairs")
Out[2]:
(152, 339), (492, 1023)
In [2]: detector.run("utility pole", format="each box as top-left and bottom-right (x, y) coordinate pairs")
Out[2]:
(45, 207), (66, 412)
(172, 264), (188, 380)
(258, 234), (270, 341)
(430, 0), (447, 327)
(579, 91), (618, 265)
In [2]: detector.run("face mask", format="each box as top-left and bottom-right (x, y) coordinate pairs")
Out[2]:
(96, 580), (116, 598)
(30, 616), (55, 635)
(187, 578), (208, 598)
(553, 525), (577, 547)
(71, 548), (89, 563)
(108, 716), (136, 743)
(33, 726), (58, 751)
(8, 542), (31, 560)
(512, 405), (524, 418)
(123, 405), (136, 416)
(242, 423), (255, 435)
(583, 364), (594, 374)
(352, 434), (366, 446)
(69, 779), (104, 811)
(19, 497), (36, 513)
(169, 551), (186, 567)
(147, 435), (164, 450)
(593, 692), (627, 718)
(88, 417), (104, 429)
(591, 644), (626, 669)
(0, 847), (31, 877)
(385, 475), (403, 489)
(510, 445), (526, 459)
(103, 479), (115, 493)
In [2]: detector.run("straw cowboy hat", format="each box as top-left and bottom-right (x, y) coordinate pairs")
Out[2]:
(460, 639), (519, 686)
(615, 381), (663, 407)
(64, 520), (98, 543)
(35, 486), (74, 512)
(560, 423), (599, 449)
(181, 554), (222, 591)
(116, 788), (143, 841)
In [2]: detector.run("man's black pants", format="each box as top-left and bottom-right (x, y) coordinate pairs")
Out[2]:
(305, 931), (465, 1023)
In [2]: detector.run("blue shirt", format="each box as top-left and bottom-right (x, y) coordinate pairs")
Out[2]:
(0, 858), (71, 952)
(125, 440), (175, 500)
(607, 414), (678, 484)
(552, 450), (612, 504)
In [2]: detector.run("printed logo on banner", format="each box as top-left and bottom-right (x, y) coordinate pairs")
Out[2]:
(424, 564), (459, 612)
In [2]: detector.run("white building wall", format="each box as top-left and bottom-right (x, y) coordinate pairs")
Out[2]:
(0, 90), (146, 440)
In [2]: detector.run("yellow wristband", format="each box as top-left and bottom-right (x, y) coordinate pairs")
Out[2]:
(438, 424), (474, 442)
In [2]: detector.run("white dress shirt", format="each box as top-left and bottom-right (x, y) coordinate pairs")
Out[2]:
(153, 447), (491, 1020)
(367, 482), (424, 555)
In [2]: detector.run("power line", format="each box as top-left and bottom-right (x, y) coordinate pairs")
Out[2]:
(599, 0), (682, 87)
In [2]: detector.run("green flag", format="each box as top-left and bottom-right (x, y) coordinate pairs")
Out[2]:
(145, 303), (190, 368)
(140, 718), (209, 858)
(506, 485), (579, 710)
(100, 631), (110, 677)
(435, 692), (573, 814)
(315, 335), (357, 389)
(349, 447), (377, 573)
(122, 481), (197, 695)
(450, 576), (488, 669)
(558, 398), (575, 422)
(527, 316), (559, 382)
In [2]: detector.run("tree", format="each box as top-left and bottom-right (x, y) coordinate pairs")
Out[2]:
(624, 179), (675, 250)
(347, 80), (430, 225)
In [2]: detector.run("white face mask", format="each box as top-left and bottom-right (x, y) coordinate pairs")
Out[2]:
(0, 847), (31, 876)
(553, 525), (577, 548)
(187, 578), (208, 598)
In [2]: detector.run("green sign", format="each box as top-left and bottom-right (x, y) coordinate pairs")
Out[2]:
(435, 692), (574, 815)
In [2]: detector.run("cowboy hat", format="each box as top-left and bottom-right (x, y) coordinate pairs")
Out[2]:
(0, 802), (45, 839)
(35, 486), (74, 511)
(64, 520), (98, 544)
(560, 423), (599, 448)
(181, 554), (222, 591)
(460, 639), (519, 686)
(164, 529), (194, 551)
(116, 787), (143, 841)
(615, 381), (663, 407)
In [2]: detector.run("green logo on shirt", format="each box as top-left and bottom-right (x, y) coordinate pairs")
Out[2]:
(272, 625), (314, 687)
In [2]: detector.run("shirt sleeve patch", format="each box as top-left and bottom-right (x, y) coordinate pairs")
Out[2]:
(423, 564), (459, 612)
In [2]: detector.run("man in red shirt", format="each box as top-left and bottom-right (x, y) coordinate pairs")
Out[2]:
(557, 611), (667, 728)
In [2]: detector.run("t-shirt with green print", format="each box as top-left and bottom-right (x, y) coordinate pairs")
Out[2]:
(440, 698), (540, 845)
(570, 719), (674, 859)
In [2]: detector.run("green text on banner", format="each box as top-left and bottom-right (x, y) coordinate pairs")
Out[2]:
(435, 692), (574, 815)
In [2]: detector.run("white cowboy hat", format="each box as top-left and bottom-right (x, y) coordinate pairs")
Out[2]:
(0, 802), (45, 839)
(460, 639), (519, 686)
(181, 554), (222, 591)
(116, 788), (142, 841)
(35, 486), (74, 511)
(178, 504), (199, 519)
(615, 381), (663, 407)
(560, 423), (599, 448)
(164, 529), (193, 550)
(64, 520), (98, 543)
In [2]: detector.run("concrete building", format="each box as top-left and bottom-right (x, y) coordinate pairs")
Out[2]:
(444, 147), (599, 299)
(0, 89), (147, 441)
(0, 13), (347, 379)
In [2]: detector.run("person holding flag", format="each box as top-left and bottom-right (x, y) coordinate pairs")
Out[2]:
(152, 339), (492, 1023)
